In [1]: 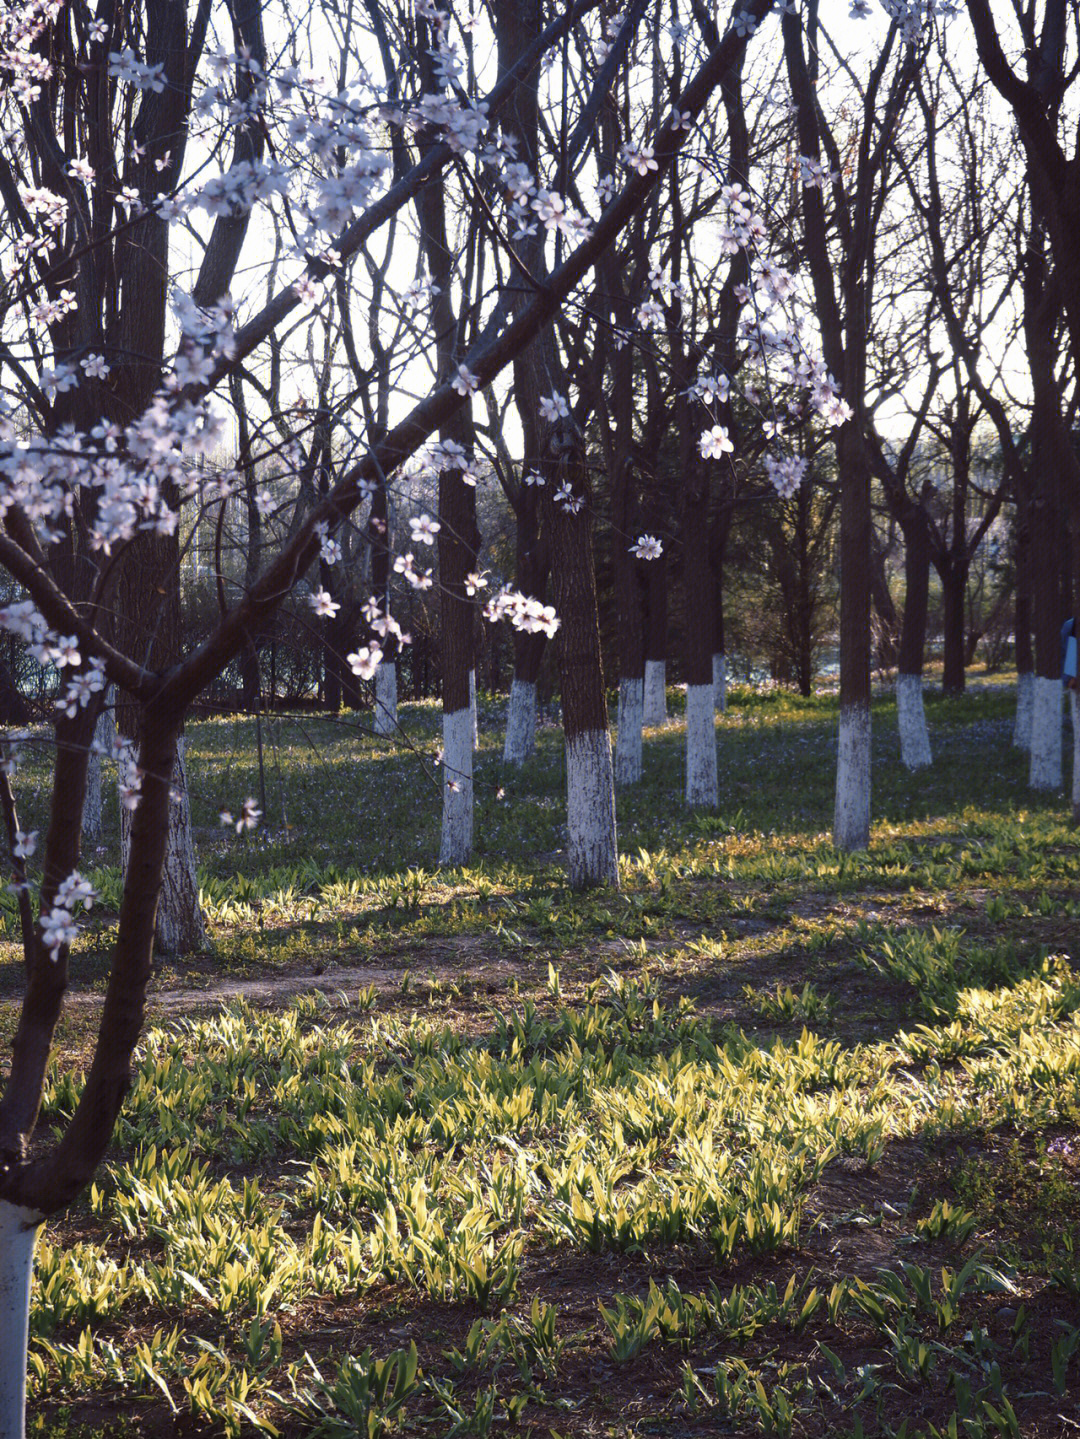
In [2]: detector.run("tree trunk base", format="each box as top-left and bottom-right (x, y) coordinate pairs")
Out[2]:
(565, 729), (618, 888)
(1029, 676), (1063, 791)
(643, 661), (668, 727)
(685, 684), (718, 807)
(374, 663), (397, 736)
(616, 677), (644, 786)
(503, 679), (537, 765)
(0, 1198), (42, 1439)
(896, 673), (932, 770)
(439, 707), (474, 866)
(712, 653), (727, 714)
(1013, 671), (1034, 751)
(834, 703), (871, 851)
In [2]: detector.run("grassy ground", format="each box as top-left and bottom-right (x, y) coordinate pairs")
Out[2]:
(5, 679), (1080, 1438)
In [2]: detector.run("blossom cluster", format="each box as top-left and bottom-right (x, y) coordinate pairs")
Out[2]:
(483, 588), (560, 638)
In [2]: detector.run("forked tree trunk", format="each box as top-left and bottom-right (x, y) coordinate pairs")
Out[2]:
(896, 510), (932, 769)
(0, 1198), (41, 1438)
(374, 662), (397, 735)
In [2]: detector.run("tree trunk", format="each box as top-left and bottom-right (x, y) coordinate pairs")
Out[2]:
(121, 738), (206, 957)
(675, 338), (716, 807)
(1027, 336), (1067, 790)
(374, 663), (397, 736)
(1013, 513), (1034, 749)
(0, 664), (29, 727)
(547, 443), (618, 886)
(940, 565), (966, 694)
(611, 302), (644, 786)
(616, 677), (644, 785)
(437, 450), (478, 866)
(791, 483), (815, 696)
(834, 425), (872, 851)
(239, 645), (260, 714)
(1030, 676), (1063, 790)
(503, 632), (544, 765)
(439, 706), (473, 867)
(643, 661), (667, 727)
(869, 535), (900, 671)
(82, 702), (115, 843)
(896, 510), (932, 769)
(642, 548), (669, 726)
(495, 0), (615, 885)
(503, 678), (537, 765)
(713, 652), (727, 714)
(0, 1198), (41, 1439)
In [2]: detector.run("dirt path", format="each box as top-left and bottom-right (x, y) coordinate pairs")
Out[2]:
(53, 955), (516, 1019)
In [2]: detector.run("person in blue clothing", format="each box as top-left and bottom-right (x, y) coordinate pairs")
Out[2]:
(1063, 616), (1078, 691)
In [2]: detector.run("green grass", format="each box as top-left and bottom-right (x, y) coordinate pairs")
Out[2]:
(4, 680), (1080, 1437)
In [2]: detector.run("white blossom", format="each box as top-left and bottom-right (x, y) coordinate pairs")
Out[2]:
(699, 425), (734, 459)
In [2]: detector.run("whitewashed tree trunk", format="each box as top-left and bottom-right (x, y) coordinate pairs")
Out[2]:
(83, 748), (102, 842)
(469, 668), (479, 749)
(712, 652), (727, 714)
(643, 660), (667, 726)
(896, 673), (932, 770)
(503, 679), (537, 765)
(834, 703), (871, 851)
(1029, 676), (1063, 790)
(685, 684), (718, 806)
(121, 736), (206, 956)
(0, 1199), (42, 1439)
(1013, 672), (1034, 750)
(565, 729), (618, 886)
(82, 700), (115, 841)
(615, 677), (643, 785)
(439, 707), (473, 866)
(373, 662), (397, 736)
(1071, 690), (1080, 821)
